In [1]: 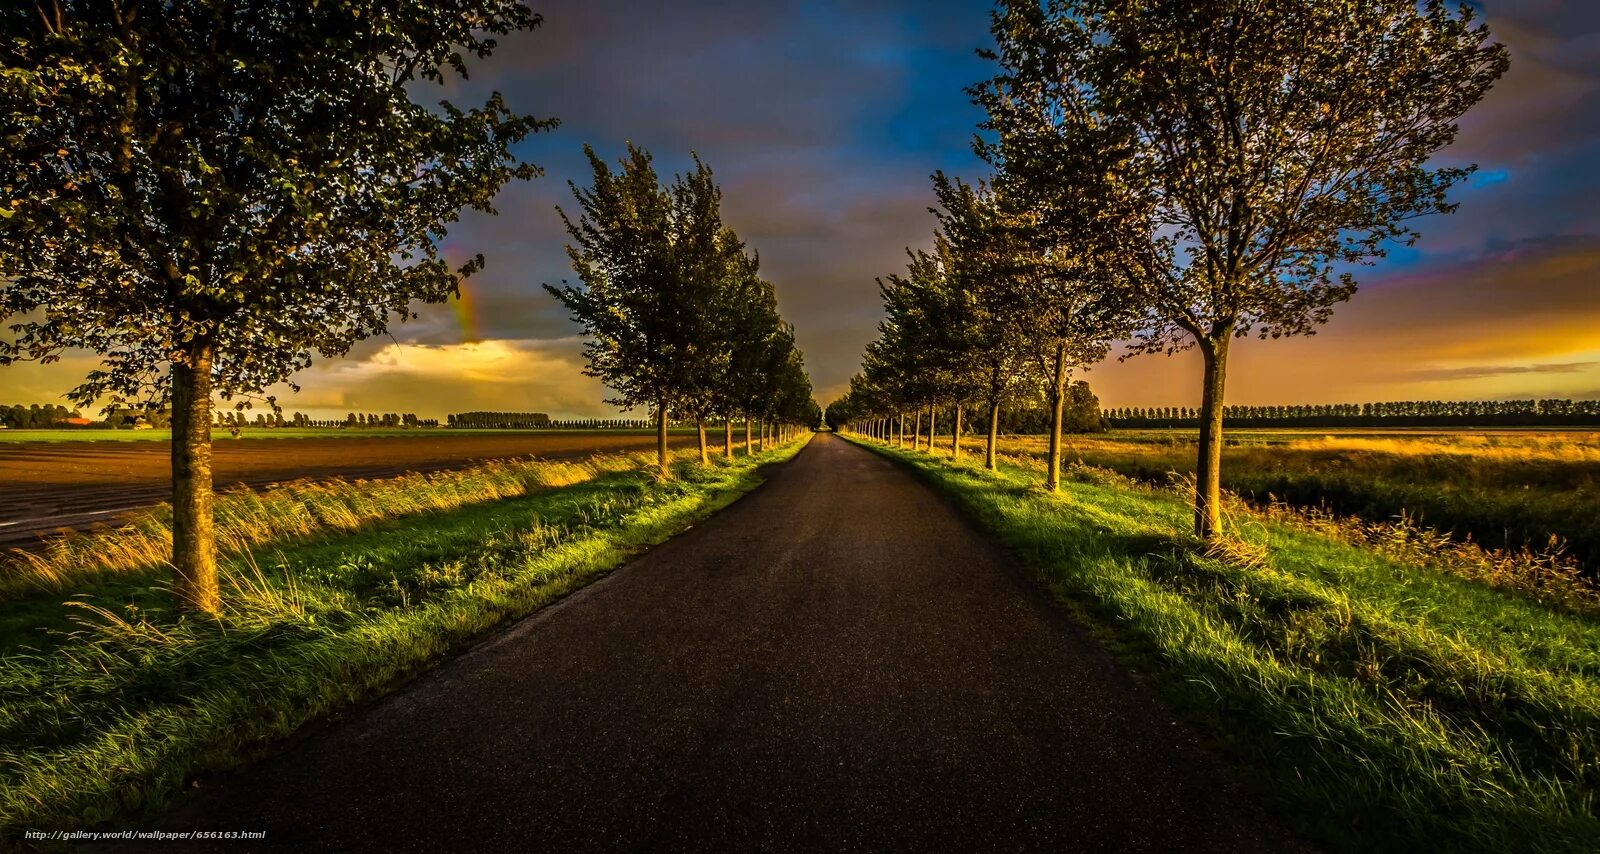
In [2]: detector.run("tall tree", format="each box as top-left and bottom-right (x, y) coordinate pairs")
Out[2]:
(549, 146), (763, 477)
(977, 0), (1507, 535)
(932, 174), (1040, 471)
(0, 0), (552, 611)
(723, 272), (783, 458)
(673, 165), (759, 466)
(547, 145), (683, 479)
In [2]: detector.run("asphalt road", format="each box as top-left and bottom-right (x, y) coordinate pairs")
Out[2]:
(131, 433), (1295, 852)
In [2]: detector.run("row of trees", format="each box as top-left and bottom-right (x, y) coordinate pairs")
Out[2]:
(1108, 399), (1600, 429)
(546, 145), (818, 477)
(830, 0), (1507, 540)
(826, 379), (1105, 447)
(449, 411), (555, 429)
(448, 414), (684, 430)
(1, 1), (554, 611)
(0, 404), (87, 428)
(233, 412), (438, 429)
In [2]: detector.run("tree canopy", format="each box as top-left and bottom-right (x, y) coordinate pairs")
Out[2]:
(970, 0), (1509, 537)
(546, 144), (815, 476)
(0, 0), (554, 610)
(834, 0), (1507, 533)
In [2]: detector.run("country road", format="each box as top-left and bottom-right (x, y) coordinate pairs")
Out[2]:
(128, 433), (1295, 852)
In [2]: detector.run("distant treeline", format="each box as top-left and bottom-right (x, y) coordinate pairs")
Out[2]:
(2, 403), (162, 429)
(1, 403), (94, 428)
(1105, 399), (1600, 428)
(996, 381), (1108, 434)
(256, 412), (439, 429)
(447, 412), (664, 430)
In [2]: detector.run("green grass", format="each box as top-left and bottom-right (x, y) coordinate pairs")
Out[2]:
(0, 436), (809, 834)
(852, 435), (1600, 853)
(979, 430), (1600, 572)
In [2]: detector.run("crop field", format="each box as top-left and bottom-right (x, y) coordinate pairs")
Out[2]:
(957, 428), (1600, 572)
(0, 427), (703, 443)
(0, 430), (701, 549)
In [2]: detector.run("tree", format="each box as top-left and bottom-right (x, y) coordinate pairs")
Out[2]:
(668, 160), (758, 466)
(547, 145), (726, 479)
(0, 1), (554, 611)
(548, 147), (812, 473)
(977, 0), (1507, 536)
(723, 272), (784, 458)
(932, 174), (1042, 470)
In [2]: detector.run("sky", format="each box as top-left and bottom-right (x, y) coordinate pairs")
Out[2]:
(5, 0), (1599, 418)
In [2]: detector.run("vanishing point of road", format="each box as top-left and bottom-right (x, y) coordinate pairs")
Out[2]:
(136, 433), (1296, 852)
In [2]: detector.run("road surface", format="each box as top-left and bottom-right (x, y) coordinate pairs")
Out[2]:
(133, 433), (1295, 851)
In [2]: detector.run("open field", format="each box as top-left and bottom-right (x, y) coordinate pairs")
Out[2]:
(960, 428), (1600, 572)
(852, 434), (1600, 852)
(0, 438), (811, 832)
(0, 430), (702, 549)
(0, 427), (703, 443)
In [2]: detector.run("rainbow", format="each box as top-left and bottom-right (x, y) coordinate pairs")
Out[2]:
(451, 279), (480, 344)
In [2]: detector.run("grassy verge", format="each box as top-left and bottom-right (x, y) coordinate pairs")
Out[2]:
(849, 435), (1600, 853)
(968, 431), (1600, 572)
(3, 449), (688, 602)
(0, 436), (809, 834)
(0, 427), (703, 443)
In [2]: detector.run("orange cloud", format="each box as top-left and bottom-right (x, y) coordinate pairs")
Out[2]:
(1088, 238), (1600, 407)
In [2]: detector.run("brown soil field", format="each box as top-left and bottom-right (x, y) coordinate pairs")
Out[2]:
(0, 431), (698, 548)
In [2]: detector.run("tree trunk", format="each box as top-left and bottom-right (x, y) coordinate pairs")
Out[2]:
(913, 409), (922, 451)
(656, 401), (670, 480)
(1047, 341), (1067, 492)
(171, 340), (220, 614)
(927, 405), (937, 455)
(745, 417), (753, 455)
(696, 418), (709, 464)
(951, 404), (962, 461)
(724, 418), (734, 460)
(1196, 335), (1231, 541)
(986, 397), (1000, 471)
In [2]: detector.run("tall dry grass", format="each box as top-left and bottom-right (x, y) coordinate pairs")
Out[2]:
(1282, 431), (1600, 462)
(962, 430), (1600, 572)
(0, 449), (695, 600)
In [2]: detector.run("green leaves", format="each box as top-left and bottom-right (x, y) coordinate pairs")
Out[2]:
(546, 144), (815, 428)
(977, 0), (1509, 352)
(0, 0), (555, 410)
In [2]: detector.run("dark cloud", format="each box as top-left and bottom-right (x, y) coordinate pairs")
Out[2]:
(1398, 362), (1598, 382)
(386, 0), (992, 409)
(11, 1), (1597, 415)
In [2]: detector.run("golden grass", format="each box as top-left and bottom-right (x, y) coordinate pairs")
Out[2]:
(963, 430), (1600, 462)
(1281, 432), (1600, 462)
(0, 448), (697, 600)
